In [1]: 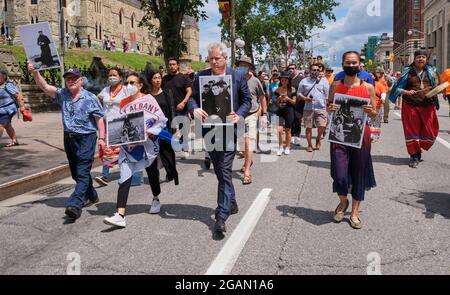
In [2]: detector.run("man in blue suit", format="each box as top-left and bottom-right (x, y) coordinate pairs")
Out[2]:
(188, 42), (251, 237)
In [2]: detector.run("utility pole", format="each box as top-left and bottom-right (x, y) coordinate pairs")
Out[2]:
(57, 0), (65, 87)
(230, 0), (236, 67)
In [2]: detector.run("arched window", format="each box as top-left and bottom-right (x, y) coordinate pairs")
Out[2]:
(65, 20), (68, 33)
(131, 14), (135, 28)
(31, 17), (34, 24)
(95, 23), (98, 39)
(99, 23), (102, 40)
(119, 9), (123, 25)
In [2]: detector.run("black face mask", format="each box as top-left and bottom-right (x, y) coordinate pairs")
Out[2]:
(343, 66), (360, 77)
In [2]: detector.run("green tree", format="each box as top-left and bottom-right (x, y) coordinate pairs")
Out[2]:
(140, 0), (209, 65)
(220, 0), (338, 63)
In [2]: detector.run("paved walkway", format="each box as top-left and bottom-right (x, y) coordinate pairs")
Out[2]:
(0, 112), (67, 185)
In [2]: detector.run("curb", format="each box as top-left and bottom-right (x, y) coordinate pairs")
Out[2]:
(0, 159), (102, 202)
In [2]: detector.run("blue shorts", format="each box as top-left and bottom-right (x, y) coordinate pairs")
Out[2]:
(0, 112), (15, 126)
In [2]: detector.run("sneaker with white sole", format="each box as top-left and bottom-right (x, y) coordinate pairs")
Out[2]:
(150, 199), (161, 214)
(277, 147), (284, 156)
(284, 147), (290, 155)
(103, 213), (126, 228)
(293, 137), (301, 146)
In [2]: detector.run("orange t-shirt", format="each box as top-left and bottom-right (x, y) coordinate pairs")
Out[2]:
(440, 69), (450, 95)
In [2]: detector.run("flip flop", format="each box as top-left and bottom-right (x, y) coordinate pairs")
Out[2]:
(5, 141), (19, 147)
(349, 216), (362, 229)
(240, 161), (253, 173)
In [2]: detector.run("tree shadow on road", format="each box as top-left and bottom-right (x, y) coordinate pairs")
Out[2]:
(297, 155), (411, 170)
(159, 203), (216, 231)
(415, 191), (450, 219)
(277, 205), (335, 226)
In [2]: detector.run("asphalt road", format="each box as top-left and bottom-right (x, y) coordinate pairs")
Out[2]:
(1, 100), (449, 275)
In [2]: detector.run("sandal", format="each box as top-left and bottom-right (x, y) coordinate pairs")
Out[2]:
(242, 174), (252, 185)
(240, 161), (253, 173)
(349, 215), (362, 229)
(5, 141), (19, 147)
(333, 199), (349, 223)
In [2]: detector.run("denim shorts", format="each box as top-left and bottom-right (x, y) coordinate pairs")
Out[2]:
(0, 112), (15, 126)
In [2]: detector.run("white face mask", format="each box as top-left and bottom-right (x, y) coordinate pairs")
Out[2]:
(108, 76), (121, 86)
(125, 84), (139, 96)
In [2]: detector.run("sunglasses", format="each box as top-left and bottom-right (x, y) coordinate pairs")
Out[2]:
(124, 81), (136, 85)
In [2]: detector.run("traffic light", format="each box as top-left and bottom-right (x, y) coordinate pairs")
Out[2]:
(368, 59), (373, 65)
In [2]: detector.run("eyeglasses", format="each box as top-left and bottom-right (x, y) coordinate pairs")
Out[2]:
(124, 81), (136, 85)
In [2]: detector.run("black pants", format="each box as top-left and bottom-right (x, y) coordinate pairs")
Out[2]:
(117, 160), (160, 209)
(291, 99), (305, 137)
(278, 107), (295, 129)
(159, 140), (178, 183)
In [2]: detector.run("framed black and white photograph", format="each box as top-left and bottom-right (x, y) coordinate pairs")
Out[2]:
(17, 22), (61, 71)
(199, 75), (233, 126)
(327, 93), (370, 149)
(106, 111), (146, 146)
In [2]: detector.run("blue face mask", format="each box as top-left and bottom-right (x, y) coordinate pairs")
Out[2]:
(237, 67), (249, 75)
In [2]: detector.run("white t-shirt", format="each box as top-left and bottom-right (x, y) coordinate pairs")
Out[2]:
(98, 84), (128, 117)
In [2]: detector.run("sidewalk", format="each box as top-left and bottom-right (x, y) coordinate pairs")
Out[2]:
(0, 112), (101, 200)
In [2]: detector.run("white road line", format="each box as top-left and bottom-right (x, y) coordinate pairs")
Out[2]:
(393, 112), (450, 150)
(205, 188), (272, 275)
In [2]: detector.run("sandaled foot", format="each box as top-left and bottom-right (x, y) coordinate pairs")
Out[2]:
(349, 215), (362, 229)
(242, 174), (252, 185)
(240, 161), (253, 172)
(5, 141), (19, 147)
(307, 146), (314, 152)
(334, 199), (349, 223)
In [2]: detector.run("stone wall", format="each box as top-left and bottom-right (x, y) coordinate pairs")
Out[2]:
(21, 84), (60, 113)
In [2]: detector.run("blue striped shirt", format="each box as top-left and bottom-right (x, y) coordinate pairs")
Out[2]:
(0, 82), (18, 115)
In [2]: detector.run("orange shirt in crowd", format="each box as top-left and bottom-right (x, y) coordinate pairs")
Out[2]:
(326, 74), (335, 85)
(440, 69), (450, 96)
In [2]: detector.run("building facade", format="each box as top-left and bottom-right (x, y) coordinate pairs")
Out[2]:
(0, 0), (200, 61)
(365, 36), (380, 63)
(424, 0), (450, 72)
(374, 33), (394, 72)
(393, 0), (425, 71)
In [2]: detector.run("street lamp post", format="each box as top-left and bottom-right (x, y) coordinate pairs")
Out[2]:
(57, 0), (65, 87)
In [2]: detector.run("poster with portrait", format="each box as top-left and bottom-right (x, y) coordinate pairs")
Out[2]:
(199, 75), (233, 126)
(327, 93), (370, 149)
(106, 111), (146, 146)
(17, 22), (61, 71)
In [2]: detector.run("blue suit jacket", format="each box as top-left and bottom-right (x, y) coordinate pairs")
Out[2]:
(187, 67), (252, 118)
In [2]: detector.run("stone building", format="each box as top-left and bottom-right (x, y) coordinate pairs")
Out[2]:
(374, 33), (394, 72)
(424, 0), (450, 72)
(0, 0), (200, 60)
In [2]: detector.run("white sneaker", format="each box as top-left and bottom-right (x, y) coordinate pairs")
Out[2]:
(294, 137), (301, 146)
(291, 137), (295, 144)
(150, 199), (161, 214)
(284, 147), (290, 155)
(103, 213), (126, 228)
(180, 151), (190, 159)
(277, 147), (284, 156)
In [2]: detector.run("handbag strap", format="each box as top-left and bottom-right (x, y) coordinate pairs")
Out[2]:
(305, 78), (321, 97)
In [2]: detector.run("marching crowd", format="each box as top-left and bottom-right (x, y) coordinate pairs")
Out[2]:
(0, 40), (448, 238)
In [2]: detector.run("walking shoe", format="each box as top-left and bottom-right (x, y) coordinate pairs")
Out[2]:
(214, 218), (227, 233)
(293, 136), (301, 146)
(307, 146), (314, 153)
(408, 158), (419, 168)
(204, 157), (211, 170)
(230, 203), (239, 215)
(83, 196), (99, 208)
(333, 199), (349, 223)
(349, 216), (362, 229)
(94, 176), (108, 186)
(103, 213), (126, 228)
(180, 151), (190, 159)
(149, 199), (161, 214)
(65, 206), (81, 220)
(384, 119), (389, 123)
(277, 147), (284, 156)
(284, 147), (291, 155)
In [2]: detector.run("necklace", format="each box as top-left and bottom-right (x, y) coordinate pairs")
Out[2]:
(108, 84), (123, 106)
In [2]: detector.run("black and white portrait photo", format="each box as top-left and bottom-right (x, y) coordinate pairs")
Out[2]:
(17, 22), (61, 71)
(107, 111), (146, 146)
(327, 94), (369, 149)
(199, 75), (233, 125)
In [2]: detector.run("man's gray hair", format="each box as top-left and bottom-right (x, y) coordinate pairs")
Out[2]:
(207, 42), (228, 58)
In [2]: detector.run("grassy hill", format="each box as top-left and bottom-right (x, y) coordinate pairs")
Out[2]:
(0, 45), (207, 71)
